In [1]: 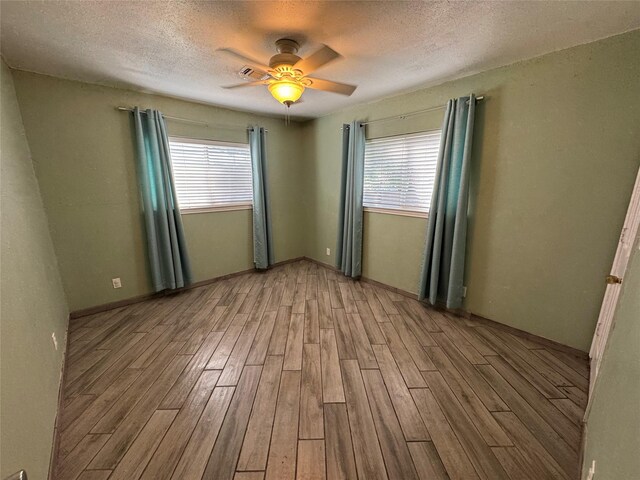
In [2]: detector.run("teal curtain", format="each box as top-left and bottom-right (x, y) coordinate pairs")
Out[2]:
(249, 126), (274, 269)
(132, 108), (192, 291)
(336, 121), (365, 278)
(419, 95), (476, 308)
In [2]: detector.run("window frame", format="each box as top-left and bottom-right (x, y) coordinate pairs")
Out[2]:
(168, 136), (254, 215)
(362, 206), (429, 218)
(363, 129), (441, 219)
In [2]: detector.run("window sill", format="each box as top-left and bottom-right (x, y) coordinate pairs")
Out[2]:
(181, 204), (253, 215)
(363, 207), (428, 219)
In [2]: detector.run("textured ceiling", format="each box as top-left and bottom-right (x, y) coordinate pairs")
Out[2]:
(2, 1), (639, 119)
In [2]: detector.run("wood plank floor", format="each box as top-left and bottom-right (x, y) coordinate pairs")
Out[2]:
(54, 260), (589, 480)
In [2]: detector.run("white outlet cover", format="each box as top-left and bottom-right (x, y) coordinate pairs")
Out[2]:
(112, 277), (122, 288)
(326, 248), (331, 256)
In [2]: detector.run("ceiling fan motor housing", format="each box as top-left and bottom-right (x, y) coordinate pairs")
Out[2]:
(269, 38), (302, 68)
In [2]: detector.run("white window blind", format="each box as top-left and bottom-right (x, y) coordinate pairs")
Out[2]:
(363, 130), (441, 215)
(168, 137), (253, 211)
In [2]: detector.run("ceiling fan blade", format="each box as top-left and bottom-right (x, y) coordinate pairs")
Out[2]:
(217, 48), (271, 72)
(294, 45), (341, 74)
(305, 77), (357, 96)
(222, 80), (271, 89)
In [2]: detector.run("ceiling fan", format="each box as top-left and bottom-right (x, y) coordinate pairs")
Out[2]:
(221, 38), (357, 108)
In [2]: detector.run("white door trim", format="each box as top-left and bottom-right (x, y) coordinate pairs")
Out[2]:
(586, 165), (640, 412)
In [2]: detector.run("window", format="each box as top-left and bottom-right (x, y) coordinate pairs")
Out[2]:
(168, 137), (253, 212)
(363, 130), (441, 216)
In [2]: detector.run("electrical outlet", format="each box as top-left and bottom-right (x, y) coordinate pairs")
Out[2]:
(51, 332), (58, 350)
(586, 461), (595, 480)
(112, 277), (122, 289)
(462, 286), (468, 298)
(326, 247), (331, 256)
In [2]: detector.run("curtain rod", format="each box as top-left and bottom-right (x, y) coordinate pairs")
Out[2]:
(115, 107), (269, 132)
(361, 95), (484, 127)
(116, 106), (209, 126)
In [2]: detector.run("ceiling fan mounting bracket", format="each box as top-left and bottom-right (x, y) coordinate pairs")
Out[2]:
(275, 38), (300, 54)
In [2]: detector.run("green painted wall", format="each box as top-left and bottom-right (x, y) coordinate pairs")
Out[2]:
(5, 27), (640, 480)
(363, 212), (427, 294)
(300, 30), (640, 351)
(12, 72), (306, 311)
(1, 60), (69, 480)
(7, 30), (640, 349)
(582, 231), (640, 479)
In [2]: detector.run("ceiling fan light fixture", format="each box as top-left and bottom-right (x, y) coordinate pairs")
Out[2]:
(221, 38), (356, 113)
(268, 80), (305, 105)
